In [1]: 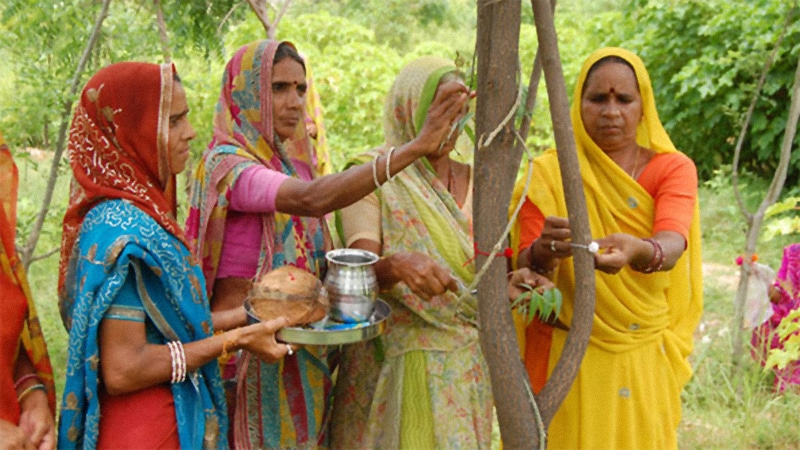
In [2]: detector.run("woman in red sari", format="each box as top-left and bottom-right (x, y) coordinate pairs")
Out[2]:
(0, 131), (56, 450)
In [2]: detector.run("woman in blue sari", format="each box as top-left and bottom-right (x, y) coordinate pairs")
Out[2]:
(57, 62), (290, 449)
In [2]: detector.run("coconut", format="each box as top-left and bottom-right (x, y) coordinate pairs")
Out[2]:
(248, 265), (328, 326)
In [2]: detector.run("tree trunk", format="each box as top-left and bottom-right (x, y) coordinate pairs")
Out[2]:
(474, 1), (537, 448)
(530, 0), (596, 431)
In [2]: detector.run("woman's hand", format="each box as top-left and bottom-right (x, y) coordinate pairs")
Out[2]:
(520, 216), (571, 274)
(507, 268), (555, 300)
(236, 317), (294, 364)
(593, 233), (645, 274)
(414, 80), (470, 157)
(595, 230), (686, 274)
(17, 389), (54, 450)
(539, 216), (572, 257)
(383, 252), (459, 301)
(0, 418), (34, 450)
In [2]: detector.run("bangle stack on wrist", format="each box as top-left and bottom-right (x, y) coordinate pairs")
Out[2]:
(17, 383), (46, 403)
(167, 340), (186, 384)
(632, 238), (665, 273)
(14, 373), (38, 390)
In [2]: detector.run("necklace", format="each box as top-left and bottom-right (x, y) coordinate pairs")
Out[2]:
(628, 146), (642, 179)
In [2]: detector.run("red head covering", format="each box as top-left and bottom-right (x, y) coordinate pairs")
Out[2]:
(0, 132), (57, 417)
(58, 62), (183, 299)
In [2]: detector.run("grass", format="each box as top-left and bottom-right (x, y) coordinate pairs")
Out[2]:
(16, 156), (800, 448)
(677, 171), (800, 449)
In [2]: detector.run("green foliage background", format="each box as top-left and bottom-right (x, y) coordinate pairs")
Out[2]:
(593, 0), (800, 182)
(1, 0), (799, 447)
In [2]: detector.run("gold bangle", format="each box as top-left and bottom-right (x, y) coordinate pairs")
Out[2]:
(221, 328), (242, 358)
(17, 383), (46, 403)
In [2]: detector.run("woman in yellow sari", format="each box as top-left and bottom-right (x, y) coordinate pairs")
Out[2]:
(510, 48), (703, 449)
(0, 131), (56, 449)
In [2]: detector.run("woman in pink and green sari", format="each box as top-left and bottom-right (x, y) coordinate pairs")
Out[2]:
(185, 41), (470, 448)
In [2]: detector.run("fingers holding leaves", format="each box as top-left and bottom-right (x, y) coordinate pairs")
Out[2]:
(508, 268), (563, 325)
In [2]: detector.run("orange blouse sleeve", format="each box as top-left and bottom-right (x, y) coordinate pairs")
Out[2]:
(517, 151), (697, 252)
(517, 197), (546, 253)
(638, 152), (698, 241)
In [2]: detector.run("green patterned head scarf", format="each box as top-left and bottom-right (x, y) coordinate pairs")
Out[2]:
(382, 56), (457, 147)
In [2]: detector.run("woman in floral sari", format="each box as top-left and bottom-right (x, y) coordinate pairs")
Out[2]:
(331, 56), (493, 449)
(184, 41), (468, 449)
(57, 62), (290, 449)
(0, 131), (56, 449)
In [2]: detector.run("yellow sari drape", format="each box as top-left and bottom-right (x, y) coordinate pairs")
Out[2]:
(509, 48), (702, 449)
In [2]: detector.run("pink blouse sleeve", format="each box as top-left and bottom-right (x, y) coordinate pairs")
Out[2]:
(228, 165), (291, 213)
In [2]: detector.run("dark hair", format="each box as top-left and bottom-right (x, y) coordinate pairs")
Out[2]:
(274, 42), (306, 75)
(583, 55), (638, 94)
(173, 72), (182, 83)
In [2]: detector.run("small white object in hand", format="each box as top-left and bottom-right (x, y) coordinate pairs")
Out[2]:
(571, 241), (600, 254)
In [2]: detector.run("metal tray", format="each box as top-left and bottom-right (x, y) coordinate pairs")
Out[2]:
(244, 299), (390, 346)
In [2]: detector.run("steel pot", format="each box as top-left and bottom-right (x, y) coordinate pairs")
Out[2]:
(323, 248), (379, 323)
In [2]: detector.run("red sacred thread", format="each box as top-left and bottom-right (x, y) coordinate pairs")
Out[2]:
(463, 242), (513, 267)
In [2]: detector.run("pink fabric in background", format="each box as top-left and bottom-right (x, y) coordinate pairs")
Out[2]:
(751, 243), (800, 392)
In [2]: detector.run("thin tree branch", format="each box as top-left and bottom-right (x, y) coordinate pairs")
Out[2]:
(153, 0), (172, 63)
(28, 246), (62, 264)
(21, 0), (112, 270)
(731, 10), (792, 224)
(247, 0), (272, 36)
(272, 0), (292, 38)
(247, 0), (293, 39)
(218, 3), (242, 35)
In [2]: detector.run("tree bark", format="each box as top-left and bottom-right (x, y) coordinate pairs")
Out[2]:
(474, 1), (537, 448)
(530, 0), (596, 430)
(247, 0), (293, 39)
(153, 0), (171, 63)
(21, 0), (112, 269)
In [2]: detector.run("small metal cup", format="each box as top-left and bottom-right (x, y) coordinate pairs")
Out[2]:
(324, 249), (379, 323)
